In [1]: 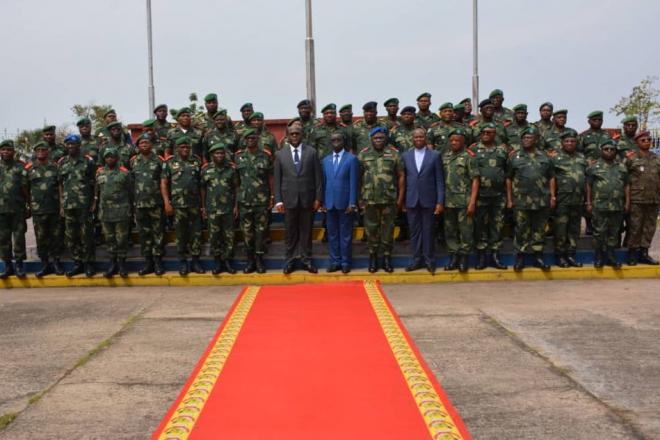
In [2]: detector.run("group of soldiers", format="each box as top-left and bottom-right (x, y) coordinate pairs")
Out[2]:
(0, 89), (659, 278)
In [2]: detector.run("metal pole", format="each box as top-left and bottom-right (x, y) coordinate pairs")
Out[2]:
(146, 0), (156, 116)
(472, 0), (479, 116)
(305, 0), (317, 118)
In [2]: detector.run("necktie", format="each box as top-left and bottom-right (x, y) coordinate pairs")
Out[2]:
(294, 148), (300, 173)
(333, 154), (339, 175)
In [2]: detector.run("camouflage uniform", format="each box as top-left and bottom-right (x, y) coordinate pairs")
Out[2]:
(99, 138), (135, 168)
(58, 155), (96, 263)
(300, 118), (316, 143)
(309, 122), (352, 159)
(381, 116), (401, 131)
(233, 120), (250, 138)
(469, 118), (508, 145)
(542, 126), (578, 152)
(130, 153), (165, 258)
(0, 158), (28, 264)
(358, 146), (404, 256)
(625, 150), (660, 248)
(25, 160), (62, 260)
(585, 159), (628, 249)
(166, 125), (204, 158)
(415, 112), (440, 130)
(96, 165), (132, 258)
(504, 121), (532, 150)
(615, 133), (638, 159)
(241, 128), (278, 154)
(33, 143), (67, 164)
(201, 161), (238, 261)
(533, 120), (553, 139)
(155, 121), (176, 139)
(81, 136), (103, 163)
(352, 119), (389, 152)
(506, 149), (554, 253)
(390, 124), (417, 153)
(443, 148), (479, 255)
(201, 126), (240, 161)
(163, 155), (203, 259)
(492, 107), (515, 125)
(578, 129), (613, 161)
(427, 121), (464, 154)
(550, 149), (588, 254)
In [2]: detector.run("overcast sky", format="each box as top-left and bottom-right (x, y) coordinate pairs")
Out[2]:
(1, 0), (658, 136)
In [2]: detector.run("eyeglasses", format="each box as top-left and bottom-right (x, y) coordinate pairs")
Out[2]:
(289, 132), (301, 136)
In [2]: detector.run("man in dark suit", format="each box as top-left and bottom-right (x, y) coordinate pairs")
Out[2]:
(400, 127), (445, 273)
(322, 133), (360, 274)
(274, 125), (324, 273)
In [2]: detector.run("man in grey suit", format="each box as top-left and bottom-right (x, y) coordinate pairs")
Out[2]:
(274, 125), (324, 274)
(400, 128), (445, 273)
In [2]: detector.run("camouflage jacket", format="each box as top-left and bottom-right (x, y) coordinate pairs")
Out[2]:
(130, 153), (165, 208)
(504, 121), (532, 150)
(615, 133), (637, 159)
(96, 165), (132, 222)
(162, 155), (203, 209)
(31, 143), (67, 165)
(625, 151), (660, 204)
(380, 116), (402, 131)
(0, 159), (28, 214)
(58, 155), (96, 210)
(94, 126), (133, 146)
(578, 128), (612, 161)
(542, 126), (578, 152)
(390, 124), (417, 153)
(492, 107), (515, 124)
(550, 149), (588, 205)
(166, 125), (204, 158)
(442, 148), (479, 208)
(201, 161), (238, 214)
(233, 120), (250, 138)
(358, 146), (404, 205)
(81, 136), (103, 163)
(532, 120), (553, 139)
(470, 118), (508, 145)
(352, 119), (389, 152)
(427, 121), (464, 154)
(585, 159), (628, 211)
(25, 160), (59, 214)
(300, 118), (316, 143)
(469, 142), (509, 198)
(415, 112), (441, 130)
(201, 127), (240, 161)
(100, 138), (136, 169)
(506, 148), (554, 209)
(309, 122), (352, 159)
(155, 120), (176, 139)
(235, 148), (273, 206)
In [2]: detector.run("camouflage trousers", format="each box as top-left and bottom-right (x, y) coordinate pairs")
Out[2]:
(239, 204), (269, 255)
(626, 203), (659, 248)
(513, 208), (549, 253)
(64, 208), (95, 263)
(174, 207), (202, 259)
(553, 204), (583, 254)
(102, 220), (131, 258)
(364, 204), (396, 255)
(475, 196), (506, 250)
(0, 212), (27, 262)
(33, 212), (62, 260)
(593, 211), (624, 249)
(136, 207), (164, 257)
(208, 211), (235, 260)
(444, 207), (474, 255)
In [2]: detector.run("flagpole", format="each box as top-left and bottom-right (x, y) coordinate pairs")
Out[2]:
(472, 0), (479, 115)
(305, 0), (317, 118)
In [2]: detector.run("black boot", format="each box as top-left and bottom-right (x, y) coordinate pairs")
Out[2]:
(594, 249), (604, 268)
(103, 258), (118, 278)
(444, 254), (458, 271)
(533, 252), (550, 270)
(139, 257), (155, 276)
(605, 247), (621, 268)
(638, 248), (659, 265)
(368, 254), (378, 273)
(513, 253), (525, 271)
(212, 257), (223, 275)
(255, 254), (266, 274)
(67, 260), (85, 277)
(555, 254), (569, 268)
(84, 262), (96, 277)
(118, 258), (128, 277)
(585, 217), (593, 236)
(53, 258), (65, 276)
(192, 256), (206, 274)
(627, 248), (638, 266)
(0, 261), (14, 279)
(13, 261), (26, 278)
(243, 252), (256, 274)
(565, 253), (582, 267)
(382, 256), (394, 273)
(475, 250), (486, 270)
(179, 260), (189, 276)
(154, 257), (165, 275)
(489, 250), (508, 270)
(36, 259), (52, 278)
(458, 254), (468, 273)
(224, 260), (237, 275)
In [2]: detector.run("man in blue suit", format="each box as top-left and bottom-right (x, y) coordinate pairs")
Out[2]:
(322, 132), (360, 273)
(400, 127), (445, 273)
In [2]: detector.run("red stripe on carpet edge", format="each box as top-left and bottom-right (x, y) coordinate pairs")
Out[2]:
(150, 285), (251, 439)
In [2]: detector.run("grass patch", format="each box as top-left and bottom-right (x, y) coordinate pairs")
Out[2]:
(0, 413), (18, 430)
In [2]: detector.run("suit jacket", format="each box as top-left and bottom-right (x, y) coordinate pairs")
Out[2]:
(322, 151), (359, 210)
(402, 147), (445, 208)
(274, 143), (324, 209)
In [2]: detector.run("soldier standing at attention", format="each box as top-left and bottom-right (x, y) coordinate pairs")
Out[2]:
(95, 109), (134, 146)
(615, 116), (639, 158)
(235, 129), (274, 274)
(198, 93), (219, 130)
(382, 98), (401, 130)
(391, 106), (419, 153)
(141, 119), (167, 157)
(40, 125), (68, 164)
(309, 103), (352, 160)
(297, 99), (316, 142)
(353, 101), (389, 153)
(161, 137), (205, 276)
(100, 122), (135, 168)
(234, 103), (254, 137)
(58, 135), (97, 277)
(130, 134), (166, 276)
(247, 112), (278, 154)
(506, 127), (556, 271)
(550, 132), (588, 268)
(578, 111), (612, 161)
(624, 131), (660, 265)
(0, 140), (29, 279)
(96, 149), (132, 278)
(153, 104), (174, 139)
(358, 127), (405, 273)
(470, 99), (508, 145)
(77, 117), (102, 163)
(459, 98), (477, 125)
(585, 140), (630, 268)
(534, 102), (554, 138)
(201, 110), (240, 162)
(489, 89), (515, 124)
(339, 104), (355, 152)
(415, 93), (440, 129)
(504, 104), (532, 150)
(471, 123), (509, 270)
(427, 103), (462, 154)
(442, 129), (479, 273)
(26, 141), (63, 277)
(201, 144), (239, 275)
(167, 108), (204, 158)
(542, 109), (578, 152)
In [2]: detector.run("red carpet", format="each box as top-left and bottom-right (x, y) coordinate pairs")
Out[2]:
(152, 281), (471, 440)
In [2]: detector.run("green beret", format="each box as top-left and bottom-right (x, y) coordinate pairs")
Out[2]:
(43, 125), (56, 133)
(243, 128), (257, 138)
(248, 112), (264, 121)
(103, 147), (118, 158)
(106, 121), (122, 130)
(176, 107), (191, 118)
(287, 117), (301, 127)
(339, 104), (352, 113)
(240, 103), (253, 111)
(204, 93), (218, 102)
(480, 122), (497, 132)
(553, 109), (568, 116)
(600, 139), (617, 148)
(175, 136), (191, 146)
(321, 103), (337, 113)
(33, 141), (48, 149)
(416, 92), (431, 101)
(0, 139), (15, 148)
(621, 115), (638, 124)
(439, 102), (454, 111)
(513, 104), (528, 112)
(453, 104), (466, 112)
(449, 128), (467, 138)
(102, 109), (116, 119)
(521, 127), (539, 137)
(588, 110), (603, 119)
(142, 119), (156, 127)
(76, 117), (91, 126)
(383, 98), (399, 106)
(489, 89), (504, 98)
(559, 131), (577, 140)
(136, 134), (153, 144)
(213, 110), (228, 119)
(208, 143), (228, 154)
(154, 103), (167, 113)
(459, 98), (471, 105)
(539, 102), (553, 111)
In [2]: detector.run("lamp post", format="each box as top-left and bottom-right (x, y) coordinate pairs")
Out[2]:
(304, 0), (317, 118)
(146, 0), (156, 116)
(472, 0), (479, 116)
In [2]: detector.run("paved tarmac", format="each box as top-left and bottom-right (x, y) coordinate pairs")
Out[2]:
(0, 280), (658, 439)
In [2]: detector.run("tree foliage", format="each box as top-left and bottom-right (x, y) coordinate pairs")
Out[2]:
(611, 75), (660, 129)
(70, 101), (114, 128)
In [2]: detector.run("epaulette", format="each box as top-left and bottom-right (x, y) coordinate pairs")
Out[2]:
(430, 122), (440, 128)
(204, 130), (212, 137)
(97, 133), (105, 138)
(169, 123), (177, 128)
(24, 162), (34, 170)
(626, 151), (636, 158)
(229, 161), (236, 166)
(160, 136), (167, 141)
(361, 147), (370, 153)
(390, 125), (398, 131)
(549, 150), (557, 156)
(158, 155), (166, 161)
(508, 150), (517, 158)
(468, 143), (478, 150)
(96, 166), (104, 173)
(119, 166), (128, 172)
(390, 146), (398, 152)
(235, 150), (243, 155)
(130, 156), (138, 162)
(469, 120), (479, 127)
(315, 122), (324, 128)
(588, 160), (598, 166)
(194, 124), (203, 130)
(612, 134), (621, 140)
(263, 149), (272, 156)
(502, 143), (512, 152)
(58, 156), (66, 164)
(167, 127), (177, 133)
(84, 155), (92, 160)
(466, 149), (475, 156)
(194, 154), (202, 161)
(338, 122), (347, 128)
(201, 163), (210, 169)
(100, 141), (108, 147)
(504, 121), (511, 127)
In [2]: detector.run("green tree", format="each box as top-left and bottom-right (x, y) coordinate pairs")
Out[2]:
(611, 75), (660, 129)
(14, 124), (72, 158)
(71, 101), (114, 128)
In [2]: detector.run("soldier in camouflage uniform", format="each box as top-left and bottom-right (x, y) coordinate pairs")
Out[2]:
(77, 117), (102, 163)
(297, 99), (316, 143)
(201, 144), (239, 275)
(161, 137), (205, 276)
(196, 93), (220, 131)
(39, 125), (68, 164)
(309, 103), (352, 159)
(94, 109), (134, 146)
(201, 110), (240, 161)
(506, 127), (556, 271)
(154, 104), (175, 140)
(141, 119), (168, 157)
(534, 102), (554, 138)
(246, 112), (278, 154)
(504, 104), (532, 150)
(339, 104), (355, 152)
(489, 89), (514, 124)
(415, 93), (440, 129)
(427, 103), (462, 154)
(470, 99), (508, 145)
(542, 109), (578, 152)
(578, 111), (612, 161)
(470, 123), (510, 270)
(99, 121), (135, 168)
(442, 129), (479, 272)
(353, 101), (389, 153)
(549, 132), (588, 268)
(452, 103), (468, 125)
(585, 140), (630, 268)
(459, 98), (477, 125)
(130, 134), (166, 276)
(381, 98), (401, 130)
(96, 148), (132, 278)
(58, 135), (97, 277)
(235, 129), (274, 274)
(358, 127), (405, 273)
(26, 142), (63, 277)
(615, 115), (639, 158)
(233, 103), (254, 138)
(624, 131), (660, 266)
(390, 106), (418, 153)
(166, 107), (204, 158)
(0, 140), (29, 279)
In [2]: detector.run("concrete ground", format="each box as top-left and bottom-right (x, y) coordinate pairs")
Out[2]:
(0, 280), (658, 439)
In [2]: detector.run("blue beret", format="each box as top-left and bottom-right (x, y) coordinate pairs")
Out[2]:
(370, 127), (387, 137)
(64, 134), (82, 143)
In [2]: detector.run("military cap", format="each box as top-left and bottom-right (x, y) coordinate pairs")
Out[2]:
(287, 117), (301, 127)
(400, 106), (416, 114)
(362, 101), (378, 111)
(449, 128), (468, 138)
(587, 110), (604, 119)
(453, 104), (466, 112)
(459, 98), (471, 105)
(175, 136), (191, 146)
(176, 107), (191, 118)
(621, 115), (638, 124)
(383, 98), (399, 106)
(321, 103), (337, 113)
(33, 141), (48, 149)
(43, 125), (56, 132)
(106, 121), (122, 130)
(539, 102), (554, 110)
(76, 117), (92, 126)
(136, 133), (153, 144)
(559, 131), (577, 140)
(243, 128), (258, 138)
(520, 127), (539, 137)
(339, 104), (352, 113)
(64, 134), (81, 143)
(439, 102), (454, 111)
(600, 139), (617, 148)
(208, 142), (228, 154)
(154, 103), (168, 113)
(416, 92), (432, 101)
(240, 102), (253, 111)
(634, 130), (651, 140)
(0, 139), (15, 148)
(213, 110), (228, 119)
(102, 109), (116, 119)
(553, 109), (568, 116)
(142, 119), (156, 127)
(204, 93), (218, 102)
(480, 122), (497, 132)
(369, 127), (387, 137)
(478, 99), (493, 108)
(103, 147), (119, 158)
(248, 111), (264, 121)
(513, 104), (528, 112)
(489, 89), (504, 98)
(297, 99), (312, 108)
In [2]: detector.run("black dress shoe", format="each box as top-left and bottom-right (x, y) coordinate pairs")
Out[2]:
(36, 259), (53, 278)
(426, 263), (436, 274)
(565, 253), (582, 267)
(67, 260), (85, 277)
(84, 263), (96, 277)
(283, 264), (295, 274)
(405, 261), (424, 272)
(302, 263), (318, 274)
(532, 252), (550, 270)
(341, 267), (351, 274)
(555, 254), (570, 268)
(327, 264), (341, 273)
(489, 251), (507, 270)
